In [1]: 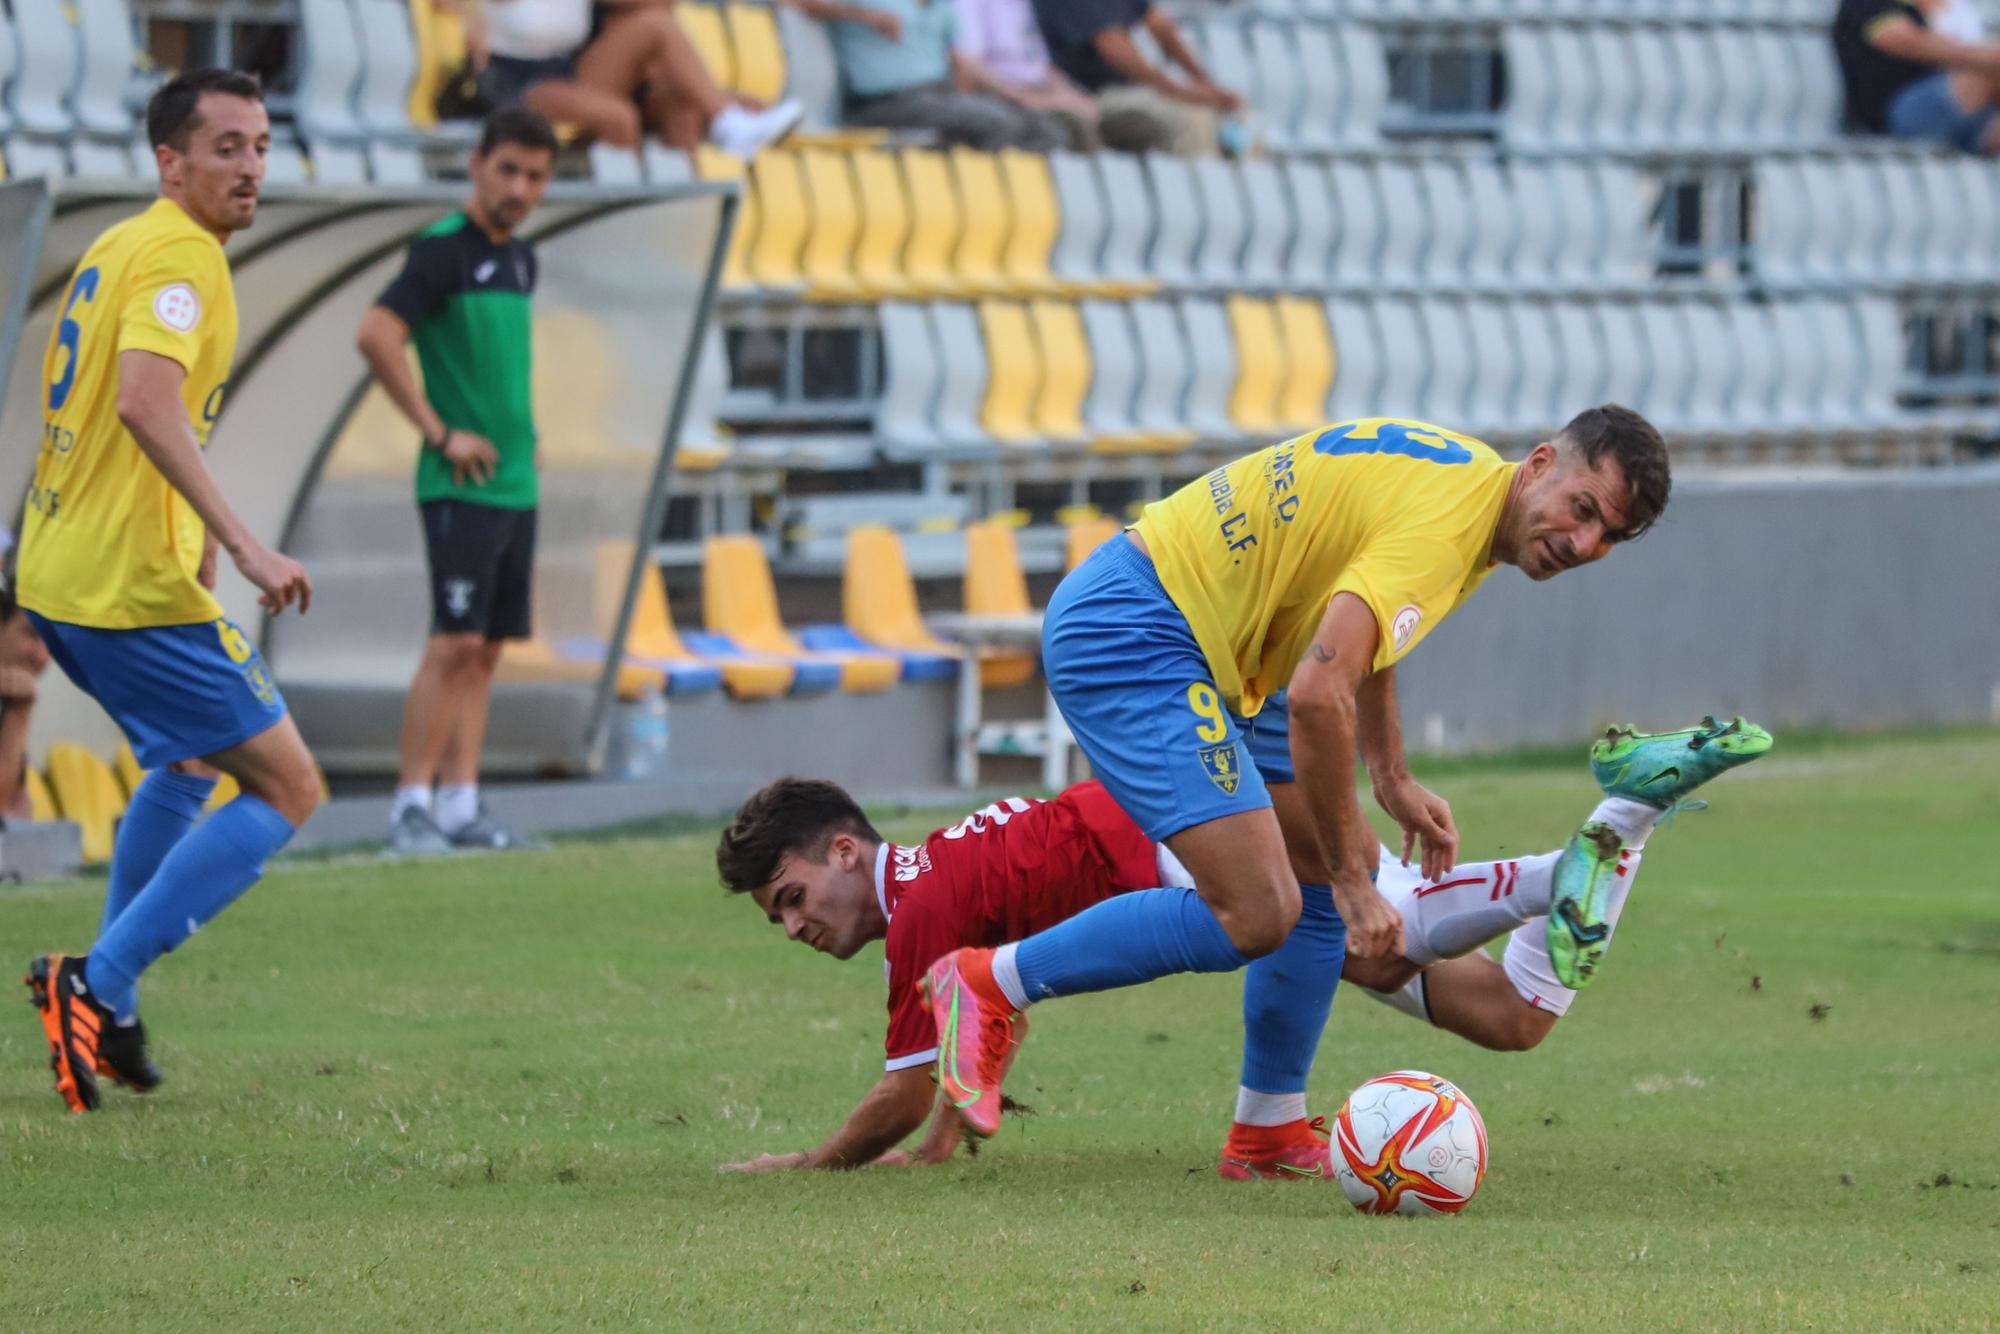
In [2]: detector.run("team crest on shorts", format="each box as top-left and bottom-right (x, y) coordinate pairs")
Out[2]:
(1198, 741), (1242, 795)
(242, 662), (278, 707)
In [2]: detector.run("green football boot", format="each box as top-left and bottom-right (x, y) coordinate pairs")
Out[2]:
(1590, 716), (1774, 809)
(1545, 821), (1625, 991)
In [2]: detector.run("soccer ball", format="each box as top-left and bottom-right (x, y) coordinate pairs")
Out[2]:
(1331, 1070), (1488, 1216)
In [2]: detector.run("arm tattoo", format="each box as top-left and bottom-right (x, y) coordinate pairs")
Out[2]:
(1308, 643), (1337, 664)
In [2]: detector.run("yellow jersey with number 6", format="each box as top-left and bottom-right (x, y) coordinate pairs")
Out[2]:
(1133, 418), (1517, 718)
(18, 198), (240, 629)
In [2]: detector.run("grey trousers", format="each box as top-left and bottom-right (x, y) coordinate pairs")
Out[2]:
(848, 81), (1068, 152)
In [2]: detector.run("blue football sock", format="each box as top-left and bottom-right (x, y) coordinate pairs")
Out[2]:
(1014, 887), (1249, 1002)
(101, 769), (217, 937)
(1239, 884), (1347, 1095)
(86, 795), (296, 1021)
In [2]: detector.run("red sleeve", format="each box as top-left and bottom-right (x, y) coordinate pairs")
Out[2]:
(882, 896), (958, 1071)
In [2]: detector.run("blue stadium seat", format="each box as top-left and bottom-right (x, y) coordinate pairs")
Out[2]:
(797, 624), (955, 684)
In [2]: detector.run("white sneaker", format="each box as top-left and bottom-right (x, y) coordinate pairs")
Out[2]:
(707, 99), (805, 158)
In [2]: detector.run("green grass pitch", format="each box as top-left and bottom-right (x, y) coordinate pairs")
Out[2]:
(3, 730), (1997, 1328)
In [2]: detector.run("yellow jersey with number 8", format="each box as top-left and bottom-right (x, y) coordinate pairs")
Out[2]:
(1133, 418), (1517, 718)
(18, 198), (240, 629)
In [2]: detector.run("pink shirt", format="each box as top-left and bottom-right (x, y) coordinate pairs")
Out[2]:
(952, 0), (1057, 86)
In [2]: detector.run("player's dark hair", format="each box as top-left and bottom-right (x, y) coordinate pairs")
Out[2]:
(147, 68), (264, 151)
(717, 778), (883, 894)
(1555, 404), (1672, 541)
(478, 106), (559, 158)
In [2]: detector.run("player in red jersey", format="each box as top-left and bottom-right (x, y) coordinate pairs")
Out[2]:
(715, 779), (1161, 1172)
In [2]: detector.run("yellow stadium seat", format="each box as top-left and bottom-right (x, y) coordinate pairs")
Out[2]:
(798, 148), (865, 301)
(998, 150), (1069, 297)
(850, 149), (913, 298)
(498, 637), (665, 702)
(1226, 296), (1288, 438)
(704, 537), (898, 693)
(725, 2), (788, 105)
(113, 741), (145, 799)
(746, 150), (809, 291)
(676, 3), (736, 90)
(1028, 300), (1091, 445)
(406, 0), (469, 129)
(595, 542), (792, 698)
(978, 302), (1042, 446)
(900, 149), (965, 297)
(1065, 515), (1123, 570)
(950, 149), (1012, 296)
(45, 742), (126, 864)
(1275, 297), (1335, 433)
(25, 767), (56, 822)
(843, 526), (962, 660)
(696, 148), (757, 293)
(963, 520), (1036, 688)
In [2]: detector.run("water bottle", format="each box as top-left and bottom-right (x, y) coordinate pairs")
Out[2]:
(619, 688), (671, 781)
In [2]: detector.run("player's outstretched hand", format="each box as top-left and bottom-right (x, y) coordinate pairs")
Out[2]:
(1375, 774), (1459, 882)
(443, 430), (499, 487)
(720, 1152), (809, 1174)
(1334, 873), (1403, 960)
(234, 541), (314, 616)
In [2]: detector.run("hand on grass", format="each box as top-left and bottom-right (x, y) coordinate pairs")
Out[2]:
(721, 1152), (810, 1173)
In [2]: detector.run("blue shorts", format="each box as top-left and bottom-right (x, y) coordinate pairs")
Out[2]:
(1042, 534), (1271, 843)
(28, 613), (289, 769)
(1887, 73), (1999, 154)
(1238, 690), (1296, 785)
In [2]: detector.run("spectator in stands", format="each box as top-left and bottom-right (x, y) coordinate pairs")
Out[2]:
(785, 0), (1067, 150)
(0, 575), (52, 822)
(952, 0), (1101, 149)
(356, 108), (558, 855)
(472, 0), (803, 154)
(1834, 0), (2000, 154)
(1029, 0), (1242, 155)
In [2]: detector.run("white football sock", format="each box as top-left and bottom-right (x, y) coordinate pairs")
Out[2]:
(1589, 796), (1660, 850)
(1361, 972), (1432, 1024)
(1396, 850), (1562, 966)
(391, 785), (432, 822)
(1234, 1088), (1308, 1126)
(990, 943), (1031, 1011)
(1502, 846), (1645, 1016)
(436, 784), (479, 834)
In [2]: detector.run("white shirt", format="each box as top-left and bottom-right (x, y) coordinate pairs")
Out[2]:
(1932, 0), (1986, 42)
(483, 0), (592, 61)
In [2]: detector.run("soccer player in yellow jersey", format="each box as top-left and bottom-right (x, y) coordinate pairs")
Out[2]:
(922, 409), (1674, 1157)
(18, 70), (322, 1114)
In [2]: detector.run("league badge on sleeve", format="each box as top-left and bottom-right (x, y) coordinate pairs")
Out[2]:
(153, 283), (201, 333)
(1392, 604), (1422, 655)
(1198, 741), (1242, 795)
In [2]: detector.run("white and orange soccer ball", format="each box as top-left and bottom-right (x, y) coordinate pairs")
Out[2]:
(1331, 1070), (1488, 1216)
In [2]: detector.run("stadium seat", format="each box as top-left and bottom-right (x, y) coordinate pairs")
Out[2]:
(835, 525), (961, 682)
(1065, 515), (1122, 571)
(1028, 299), (1091, 447)
(962, 520), (1036, 688)
(7, 0), (80, 144)
(1370, 296), (1429, 420)
(702, 535), (896, 692)
(1049, 152), (1143, 298)
(1192, 157), (1249, 291)
(1459, 158), (1514, 290)
(1247, 22), (1304, 154)
(352, 0), (427, 141)
(977, 301), (1043, 446)
(297, 0), (371, 166)
(1079, 300), (1152, 452)
(1417, 297), (1474, 428)
(1550, 300), (1609, 427)
(1324, 298), (1384, 425)
(1095, 153), (1163, 297)
(44, 742), (125, 864)
(677, 4), (735, 90)
(697, 148), (757, 292)
(1460, 297), (1521, 440)
(798, 147), (864, 300)
(1596, 299), (1651, 417)
(1236, 157), (1290, 294)
(1415, 160), (1470, 291)
(1335, 25), (1389, 148)
(1280, 159), (1334, 293)
(1226, 297), (1287, 438)
(1143, 155), (1200, 291)
(498, 636), (667, 701)
(1274, 297), (1335, 433)
(1127, 300), (1199, 452)
(952, 149), (1014, 297)
(998, 149), (1067, 297)
(902, 148), (966, 298)
(72, 0), (140, 151)
(726, 2), (788, 106)
(1286, 23), (1340, 154)
(572, 543), (730, 695)
(1508, 299), (1563, 437)
(851, 148), (913, 298)
(746, 150), (810, 292)
(25, 767), (56, 823)
(929, 302), (993, 449)
(405, 0), (468, 127)
(1179, 298), (1241, 443)
(1327, 159), (1384, 292)
(775, 0), (841, 129)
(877, 302), (942, 456)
